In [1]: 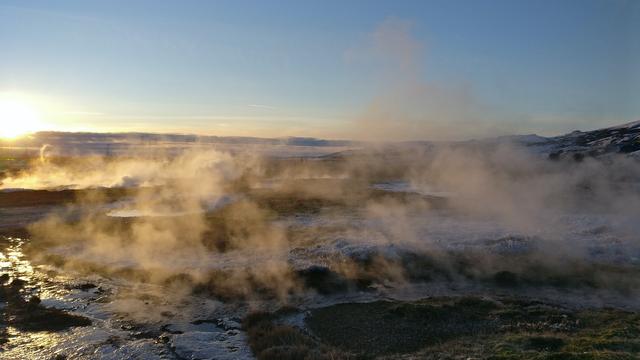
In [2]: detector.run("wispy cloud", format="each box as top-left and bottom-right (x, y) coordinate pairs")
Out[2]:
(248, 104), (278, 111)
(60, 111), (106, 116)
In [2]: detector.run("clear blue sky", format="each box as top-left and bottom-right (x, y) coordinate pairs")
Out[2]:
(1, 0), (638, 139)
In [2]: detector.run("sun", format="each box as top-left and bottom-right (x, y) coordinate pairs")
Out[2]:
(0, 99), (44, 139)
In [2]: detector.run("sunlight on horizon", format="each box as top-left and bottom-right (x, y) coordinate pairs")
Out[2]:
(0, 98), (48, 139)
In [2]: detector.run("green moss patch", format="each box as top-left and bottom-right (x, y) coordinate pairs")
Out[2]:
(302, 296), (639, 359)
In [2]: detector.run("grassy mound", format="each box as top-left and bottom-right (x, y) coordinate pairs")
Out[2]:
(300, 296), (639, 359)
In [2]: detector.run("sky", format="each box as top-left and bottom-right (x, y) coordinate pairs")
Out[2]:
(1, 0), (639, 140)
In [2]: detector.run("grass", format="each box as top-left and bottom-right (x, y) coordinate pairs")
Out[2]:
(226, 279), (640, 359)
(242, 309), (359, 360)
(307, 297), (500, 356)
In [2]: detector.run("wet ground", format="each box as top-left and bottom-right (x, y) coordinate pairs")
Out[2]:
(0, 236), (253, 359)
(1, 180), (639, 359)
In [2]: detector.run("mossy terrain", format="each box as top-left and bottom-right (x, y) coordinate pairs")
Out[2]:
(244, 296), (640, 359)
(242, 308), (361, 360)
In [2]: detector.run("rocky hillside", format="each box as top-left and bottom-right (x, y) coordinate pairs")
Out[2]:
(521, 120), (640, 160)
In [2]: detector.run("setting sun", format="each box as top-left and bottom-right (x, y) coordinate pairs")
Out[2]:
(0, 99), (44, 139)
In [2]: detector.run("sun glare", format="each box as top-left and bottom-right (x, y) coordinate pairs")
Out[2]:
(0, 99), (44, 139)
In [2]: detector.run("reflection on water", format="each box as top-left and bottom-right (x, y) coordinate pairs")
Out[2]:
(1, 237), (34, 282)
(0, 236), (253, 359)
(1, 237), (70, 359)
(106, 195), (237, 218)
(3, 329), (66, 360)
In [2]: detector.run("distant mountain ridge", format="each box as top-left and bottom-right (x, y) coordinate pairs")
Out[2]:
(2, 120), (639, 160)
(13, 131), (354, 147)
(511, 120), (640, 159)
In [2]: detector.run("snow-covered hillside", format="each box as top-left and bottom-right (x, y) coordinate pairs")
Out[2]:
(512, 120), (640, 159)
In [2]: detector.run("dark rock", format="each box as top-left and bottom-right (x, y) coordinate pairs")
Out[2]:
(160, 324), (183, 334)
(296, 265), (349, 294)
(493, 270), (520, 287)
(10, 278), (26, 288)
(77, 283), (97, 291)
(572, 153), (585, 162)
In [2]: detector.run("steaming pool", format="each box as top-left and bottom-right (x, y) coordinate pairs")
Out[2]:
(2, 161), (640, 359)
(105, 195), (236, 218)
(3, 199), (640, 359)
(2, 203), (640, 359)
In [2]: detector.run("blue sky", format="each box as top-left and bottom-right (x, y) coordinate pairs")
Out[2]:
(1, 0), (638, 139)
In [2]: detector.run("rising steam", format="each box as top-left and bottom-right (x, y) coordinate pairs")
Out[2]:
(2, 18), (637, 311)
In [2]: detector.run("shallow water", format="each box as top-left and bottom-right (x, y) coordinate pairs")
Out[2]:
(0, 236), (253, 360)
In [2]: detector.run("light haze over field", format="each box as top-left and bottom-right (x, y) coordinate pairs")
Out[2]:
(1, 0), (639, 139)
